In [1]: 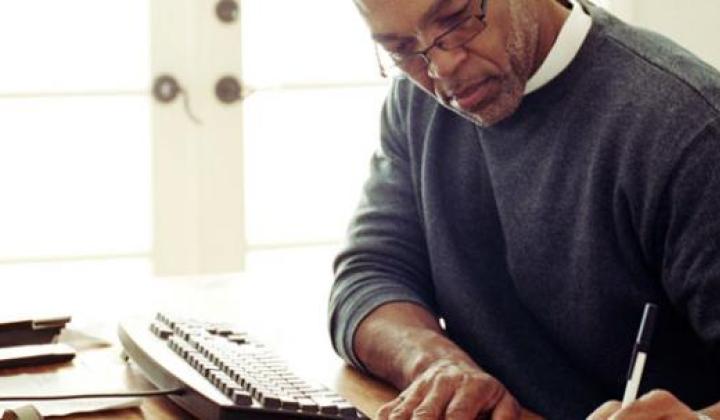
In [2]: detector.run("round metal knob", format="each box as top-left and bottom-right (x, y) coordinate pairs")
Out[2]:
(216, 0), (239, 23)
(215, 76), (242, 104)
(153, 75), (180, 103)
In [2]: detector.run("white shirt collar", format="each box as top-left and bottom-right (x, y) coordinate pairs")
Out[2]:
(524, 0), (592, 95)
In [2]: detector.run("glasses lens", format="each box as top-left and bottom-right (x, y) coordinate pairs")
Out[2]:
(438, 17), (487, 50)
(376, 46), (426, 77)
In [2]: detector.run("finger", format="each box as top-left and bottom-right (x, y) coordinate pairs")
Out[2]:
(586, 400), (621, 420)
(445, 377), (503, 420)
(490, 390), (521, 420)
(377, 392), (413, 420)
(470, 374), (506, 410)
(389, 391), (425, 420)
(610, 389), (694, 420)
(377, 397), (403, 420)
(637, 389), (683, 409)
(411, 374), (457, 420)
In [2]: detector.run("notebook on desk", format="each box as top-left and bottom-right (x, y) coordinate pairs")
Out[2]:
(0, 315), (74, 369)
(0, 315), (71, 347)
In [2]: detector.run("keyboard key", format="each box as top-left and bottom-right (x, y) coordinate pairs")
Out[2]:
(314, 397), (340, 415)
(231, 390), (253, 406)
(227, 333), (247, 344)
(298, 398), (319, 413)
(338, 403), (358, 419)
(260, 395), (282, 409)
(280, 399), (300, 411)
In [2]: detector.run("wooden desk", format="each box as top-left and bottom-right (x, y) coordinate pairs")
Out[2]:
(1, 327), (541, 420)
(0, 248), (539, 419)
(0, 334), (397, 419)
(0, 262), (399, 419)
(2, 341), (544, 420)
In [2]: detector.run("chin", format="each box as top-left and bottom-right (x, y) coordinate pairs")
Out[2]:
(457, 79), (525, 127)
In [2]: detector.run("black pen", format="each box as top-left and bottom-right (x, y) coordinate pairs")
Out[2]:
(621, 303), (658, 408)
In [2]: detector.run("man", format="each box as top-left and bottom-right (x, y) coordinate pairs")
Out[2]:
(329, 0), (720, 418)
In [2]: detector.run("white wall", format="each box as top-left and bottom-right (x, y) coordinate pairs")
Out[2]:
(611, 0), (720, 70)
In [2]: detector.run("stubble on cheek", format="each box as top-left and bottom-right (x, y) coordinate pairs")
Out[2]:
(469, 0), (540, 126)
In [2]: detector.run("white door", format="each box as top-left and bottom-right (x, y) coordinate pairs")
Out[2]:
(151, 0), (245, 275)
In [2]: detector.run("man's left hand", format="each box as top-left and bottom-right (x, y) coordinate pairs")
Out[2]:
(587, 389), (702, 419)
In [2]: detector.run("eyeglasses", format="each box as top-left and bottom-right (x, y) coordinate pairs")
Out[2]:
(375, 0), (489, 78)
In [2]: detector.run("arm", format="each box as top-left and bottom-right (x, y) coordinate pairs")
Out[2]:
(328, 80), (437, 371)
(355, 302), (523, 419)
(329, 80), (525, 419)
(590, 121), (720, 419)
(354, 301), (477, 389)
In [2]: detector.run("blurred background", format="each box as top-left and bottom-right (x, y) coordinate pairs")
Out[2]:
(0, 0), (717, 322)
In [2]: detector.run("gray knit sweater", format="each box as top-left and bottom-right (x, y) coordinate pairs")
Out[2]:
(329, 3), (720, 418)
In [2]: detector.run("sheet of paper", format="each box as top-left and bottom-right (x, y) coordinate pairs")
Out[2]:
(0, 369), (141, 417)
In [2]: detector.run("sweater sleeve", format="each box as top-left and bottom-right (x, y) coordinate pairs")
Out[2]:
(328, 80), (437, 371)
(657, 118), (720, 351)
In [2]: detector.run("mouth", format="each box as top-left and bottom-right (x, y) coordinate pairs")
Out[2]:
(448, 78), (498, 111)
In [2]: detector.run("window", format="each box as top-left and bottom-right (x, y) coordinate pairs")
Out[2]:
(0, 0), (151, 261)
(0, 0), (388, 273)
(241, 0), (388, 247)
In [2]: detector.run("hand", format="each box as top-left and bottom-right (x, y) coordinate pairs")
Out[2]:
(376, 358), (521, 420)
(587, 389), (701, 420)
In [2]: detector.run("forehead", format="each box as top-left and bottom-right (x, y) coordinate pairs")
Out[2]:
(355, 0), (442, 35)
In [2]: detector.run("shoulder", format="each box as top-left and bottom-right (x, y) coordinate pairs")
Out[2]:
(572, 5), (720, 178)
(586, 4), (720, 125)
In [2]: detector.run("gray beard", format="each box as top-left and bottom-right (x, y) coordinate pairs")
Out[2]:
(467, 0), (540, 127)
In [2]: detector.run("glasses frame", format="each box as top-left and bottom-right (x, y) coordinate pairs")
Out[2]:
(376, 0), (489, 78)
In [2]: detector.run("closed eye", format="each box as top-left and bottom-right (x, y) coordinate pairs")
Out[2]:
(387, 40), (418, 55)
(437, 8), (467, 27)
(435, 0), (473, 28)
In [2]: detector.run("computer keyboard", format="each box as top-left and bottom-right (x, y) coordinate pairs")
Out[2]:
(119, 313), (366, 420)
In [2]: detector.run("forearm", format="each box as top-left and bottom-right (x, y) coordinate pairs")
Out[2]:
(354, 301), (479, 389)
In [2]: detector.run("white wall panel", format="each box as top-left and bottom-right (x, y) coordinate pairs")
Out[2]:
(630, 0), (720, 70)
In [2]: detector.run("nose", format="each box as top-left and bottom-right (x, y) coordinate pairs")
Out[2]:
(425, 47), (466, 79)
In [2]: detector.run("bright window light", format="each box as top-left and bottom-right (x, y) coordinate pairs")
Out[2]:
(241, 0), (380, 86)
(0, 0), (149, 93)
(0, 96), (151, 258)
(243, 87), (387, 245)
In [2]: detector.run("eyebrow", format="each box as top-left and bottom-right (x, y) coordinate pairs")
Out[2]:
(371, 0), (450, 43)
(419, 0), (451, 28)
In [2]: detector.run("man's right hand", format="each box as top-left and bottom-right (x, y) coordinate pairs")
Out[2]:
(375, 358), (520, 420)
(353, 302), (523, 420)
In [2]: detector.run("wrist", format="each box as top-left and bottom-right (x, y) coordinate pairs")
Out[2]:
(353, 302), (476, 389)
(398, 328), (479, 387)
